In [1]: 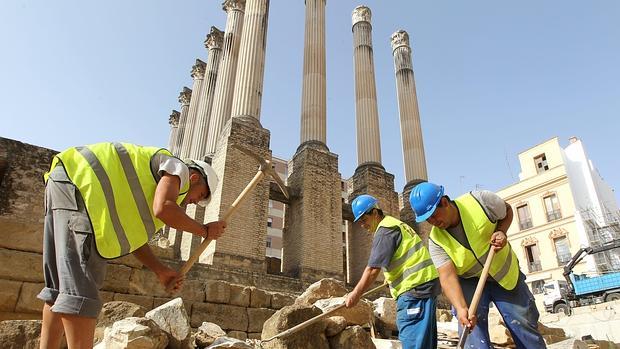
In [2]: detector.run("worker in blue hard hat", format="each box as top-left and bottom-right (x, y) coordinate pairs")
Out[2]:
(345, 194), (440, 349)
(409, 182), (545, 349)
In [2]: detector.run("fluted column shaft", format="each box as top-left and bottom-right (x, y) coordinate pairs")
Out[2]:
(205, 0), (246, 156)
(352, 6), (381, 166)
(391, 30), (427, 182)
(230, 0), (270, 120)
(190, 27), (224, 159)
(168, 110), (180, 154)
(174, 87), (192, 157)
(300, 0), (327, 145)
(179, 60), (206, 159)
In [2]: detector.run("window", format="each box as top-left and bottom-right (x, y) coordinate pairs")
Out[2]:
(266, 236), (272, 248)
(534, 154), (549, 174)
(267, 217), (273, 227)
(531, 280), (545, 295)
(525, 244), (542, 272)
(554, 236), (571, 265)
(517, 204), (533, 230)
(544, 194), (562, 222)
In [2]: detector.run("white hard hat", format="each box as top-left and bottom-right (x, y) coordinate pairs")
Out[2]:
(185, 159), (219, 207)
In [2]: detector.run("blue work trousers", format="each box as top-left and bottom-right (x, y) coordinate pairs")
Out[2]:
(396, 293), (437, 349)
(457, 273), (546, 349)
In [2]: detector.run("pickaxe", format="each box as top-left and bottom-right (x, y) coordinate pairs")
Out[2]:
(166, 145), (289, 292)
(457, 247), (496, 348)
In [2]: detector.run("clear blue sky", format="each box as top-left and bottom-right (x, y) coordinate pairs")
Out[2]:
(2, 1), (619, 203)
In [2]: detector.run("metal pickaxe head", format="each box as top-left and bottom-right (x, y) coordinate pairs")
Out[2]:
(234, 145), (289, 199)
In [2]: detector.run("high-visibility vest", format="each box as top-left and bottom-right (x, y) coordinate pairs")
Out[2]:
(45, 142), (189, 259)
(429, 193), (520, 290)
(378, 216), (439, 299)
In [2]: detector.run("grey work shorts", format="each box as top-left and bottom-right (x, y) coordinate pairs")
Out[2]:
(37, 166), (108, 318)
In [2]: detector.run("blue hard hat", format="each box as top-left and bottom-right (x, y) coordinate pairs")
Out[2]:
(351, 194), (378, 222)
(409, 182), (444, 223)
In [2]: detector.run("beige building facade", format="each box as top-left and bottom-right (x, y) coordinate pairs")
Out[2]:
(498, 137), (620, 298)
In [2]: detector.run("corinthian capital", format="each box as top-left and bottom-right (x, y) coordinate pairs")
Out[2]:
(222, 0), (245, 12)
(352, 6), (371, 26)
(204, 26), (224, 50)
(390, 30), (410, 52)
(178, 87), (192, 105)
(191, 59), (206, 79)
(169, 110), (180, 126)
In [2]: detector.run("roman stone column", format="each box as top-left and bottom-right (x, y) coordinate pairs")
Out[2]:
(391, 30), (430, 235)
(352, 6), (381, 167)
(179, 59), (206, 159)
(347, 6), (398, 284)
(203, 0), (272, 271)
(299, 0), (327, 146)
(168, 110), (180, 154)
(282, 0), (343, 282)
(205, 0), (246, 156)
(174, 87), (192, 157)
(190, 27), (224, 159)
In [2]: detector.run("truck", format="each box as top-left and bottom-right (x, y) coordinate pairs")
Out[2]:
(543, 239), (620, 315)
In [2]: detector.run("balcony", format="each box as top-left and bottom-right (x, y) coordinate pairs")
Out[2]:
(546, 210), (562, 222)
(528, 261), (542, 273)
(519, 219), (533, 230)
(556, 252), (572, 266)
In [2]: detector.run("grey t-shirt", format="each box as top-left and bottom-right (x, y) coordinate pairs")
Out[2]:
(428, 190), (507, 268)
(368, 222), (440, 298)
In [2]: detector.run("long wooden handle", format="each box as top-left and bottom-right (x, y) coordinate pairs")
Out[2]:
(457, 247), (496, 349)
(262, 282), (388, 343)
(166, 170), (266, 292)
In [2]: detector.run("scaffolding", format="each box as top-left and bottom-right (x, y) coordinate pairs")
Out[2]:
(581, 206), (620, 272)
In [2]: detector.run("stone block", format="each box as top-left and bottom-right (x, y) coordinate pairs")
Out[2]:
(294, 278), (347, 305)
(314, 297), (373, 326)
(193, 322), (226, 348)
(261, 303), (328, 349)
(0, 218), (43, 254)
(227, 330), (247, 340)
(250, 287), (271, 308)
(102, 263), (132, 293)
(191, 302), (248, 331)
(270, 292), (295, 310)
(129, 268), (169, 298)
(205, 280), (230, 304)
(0, 320), (42, 349)
(229, 284), (250, 307)
(97, 317), (168, 349)
(150, 244), (175, 260)
(113, 293), (154, 310)
(0, 248), (43, 283)
(178, 279), (206, 302)
(95, 301), (147, 344)
(153, 297), (174, 309)
(248, 332), (262, 340)
(0, 312), (41, 321)
(109, 253), (143, 269)
(15, 282), (44, 313)
(0, 279), (22, 311)
(328, 325), (374, 349)
(146, 298), (191, 349)
(99, 291), (115, 304)
(247, 307), (276, 333)
(325, 316), (347, 337)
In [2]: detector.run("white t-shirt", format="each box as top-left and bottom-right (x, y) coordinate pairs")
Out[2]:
(150, 153), (189, 191)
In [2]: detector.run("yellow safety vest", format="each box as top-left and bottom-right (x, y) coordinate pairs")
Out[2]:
(429, 193), (519, 290)
(378, 216), (439, 299)
(44, 142), (189, 259)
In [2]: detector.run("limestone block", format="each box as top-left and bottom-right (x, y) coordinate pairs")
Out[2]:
(372, 338), (403, 349)
(178, 279), (206, 302)
(247, 333), (262, 340)
(191, 302), (248, 331)
(100, 291), (115, 304)
(113, 293), (154, 310)
(328, 325), (374, 349)
(260, 303), (328, 349)
(193, 322), (226, 348)
(205, 280), (230, 304)
(110, 254), (143, 269)
(489, 323), (513, 347)
(247, 307), (276, 333)
(325, 316), (347, 337)
(0, 320), (42, 349)
(129, 268), (169, 298)
(313, 297), (373, 326)
(294, 278), (347, 305)
(249, 287), (271, 308)
(270, 292), (295, 310)
(206, 337), (253, 348)
(145, 298), (191, 349)
(373, 297), (397, 331)
(226, 331), (247, 340)
(95, 301), (147, 344)
(103, 263), (133, 293)
(15, 282), (44, 313)
(98, 317), (168, 349)
(0, 218), (43, 254)
(152, 297), (173, 309)
(0, 279), (22, 311)
(229, 284), (250, 307)
(0, 248), (43, 283)
(0, 312), (41, 321)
